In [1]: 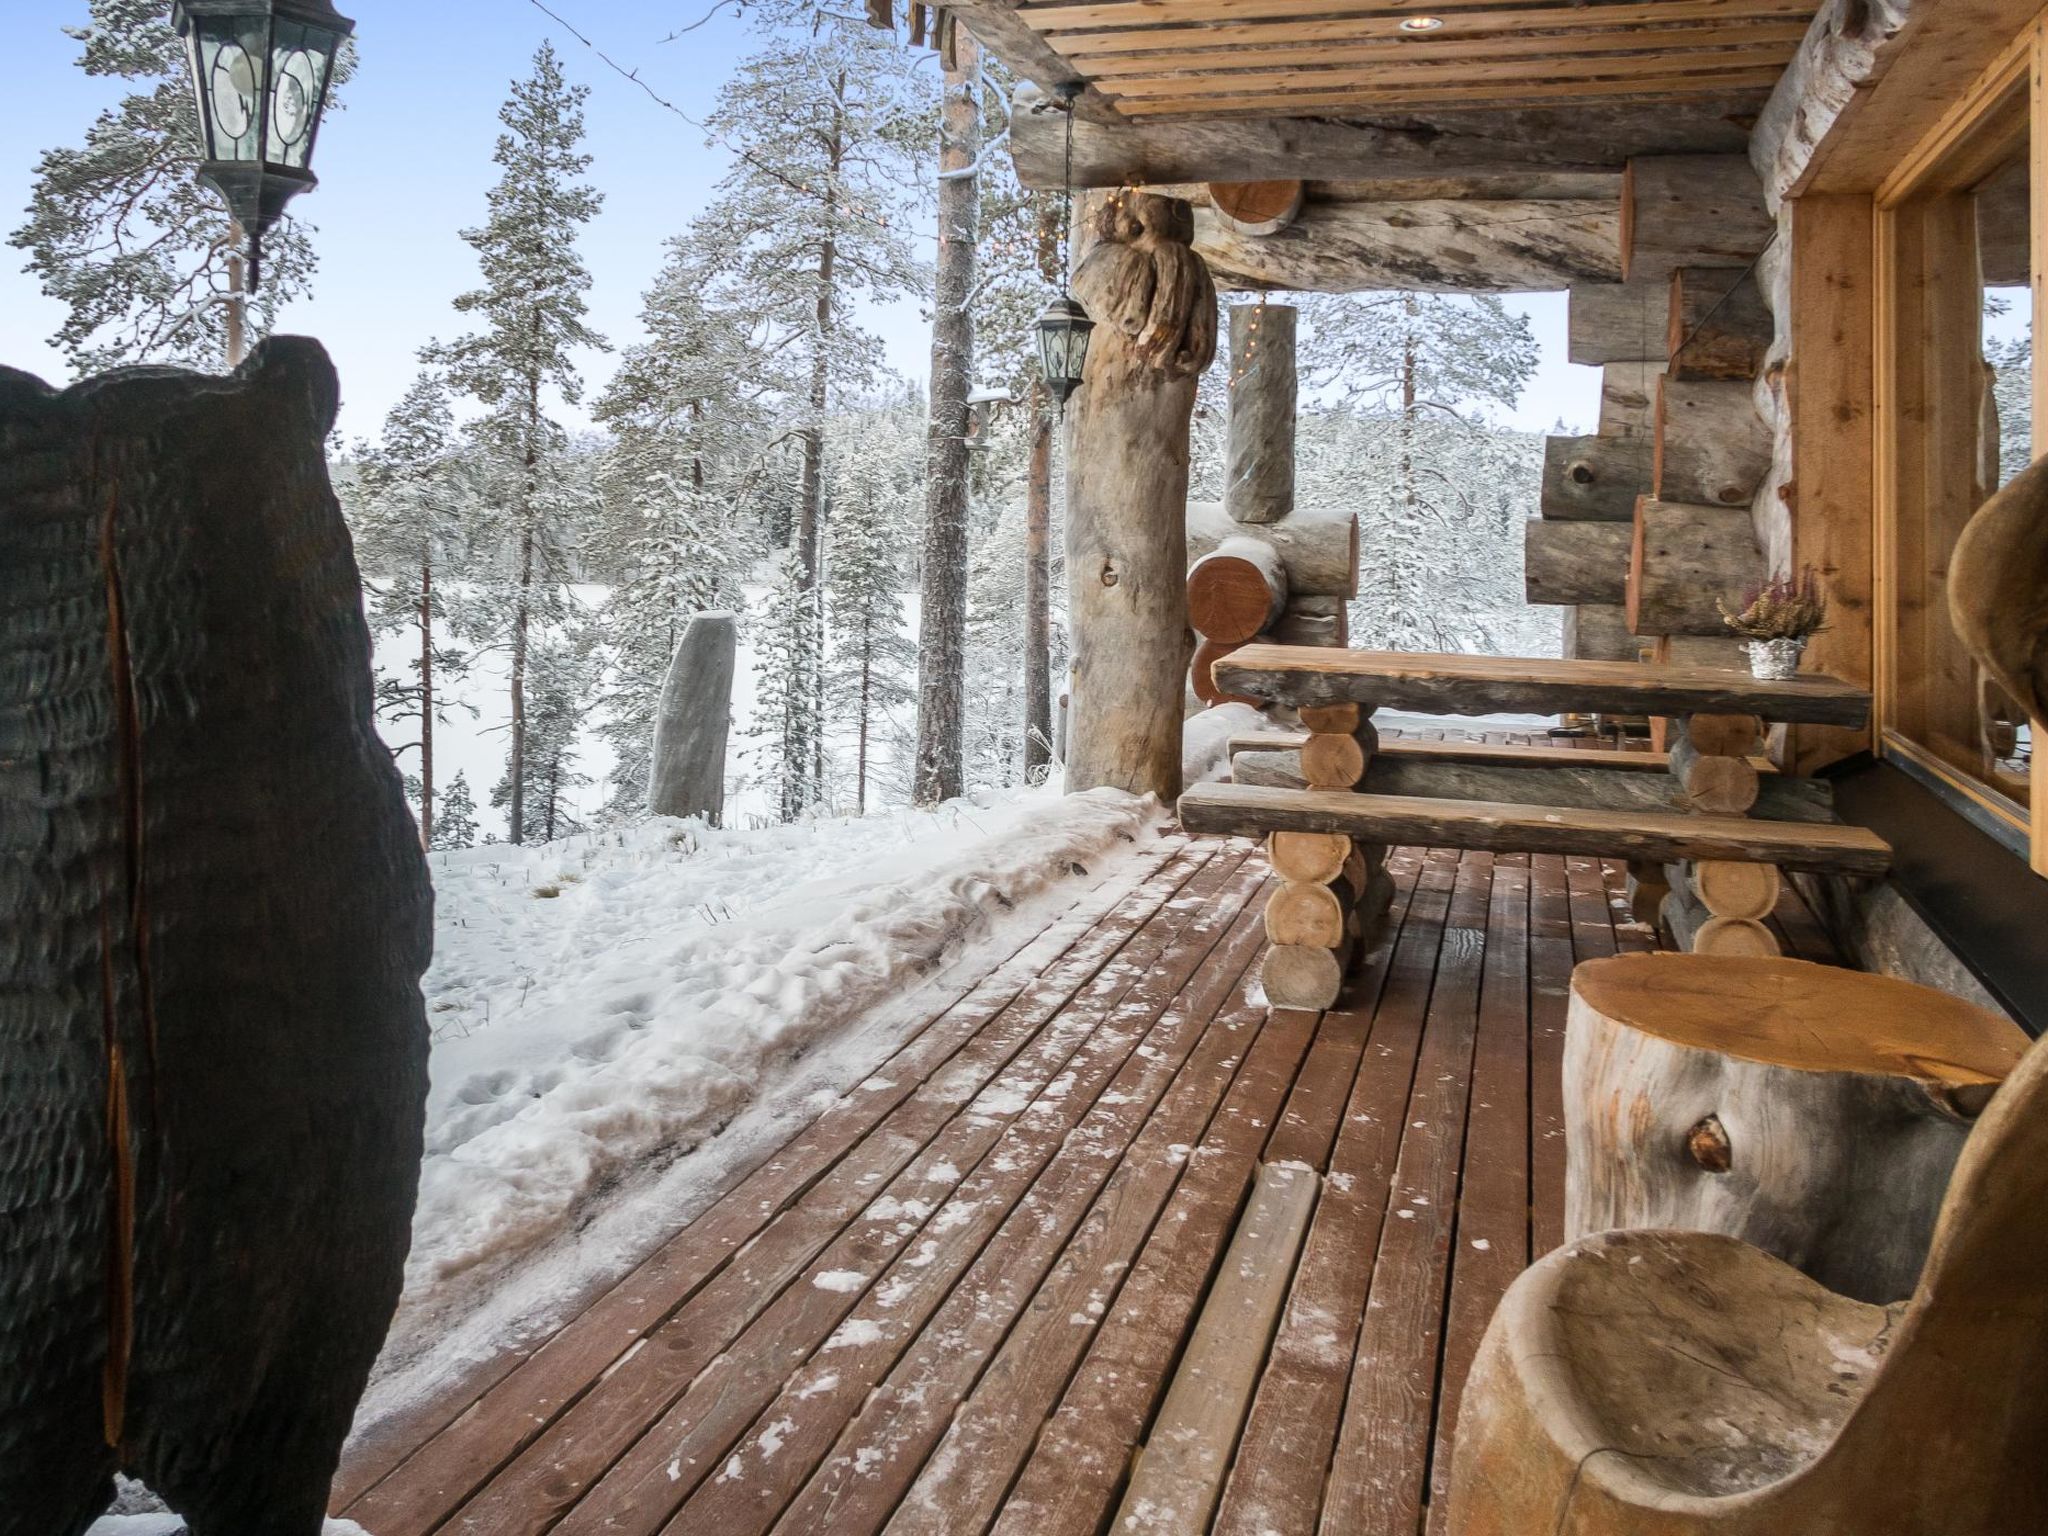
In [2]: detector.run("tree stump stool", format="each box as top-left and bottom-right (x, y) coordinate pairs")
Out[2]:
(1564, 952), (2027, 1303)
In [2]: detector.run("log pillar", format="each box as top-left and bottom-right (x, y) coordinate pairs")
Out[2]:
(1064, 191), (1218, 799)
(1662, 711), (1781, 955)
(1225, 301), (1296, 525)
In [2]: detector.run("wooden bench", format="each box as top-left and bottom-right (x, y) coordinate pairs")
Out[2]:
(1225, 732), (1776, 776)
(1180, 783), (1891, 1008)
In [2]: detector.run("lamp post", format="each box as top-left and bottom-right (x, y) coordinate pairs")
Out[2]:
(1032, 81), (1094, 413)
(172, 0), (353, 361)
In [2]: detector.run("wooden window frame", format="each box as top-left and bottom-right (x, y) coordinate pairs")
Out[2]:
(1874, 16), (2048, 875)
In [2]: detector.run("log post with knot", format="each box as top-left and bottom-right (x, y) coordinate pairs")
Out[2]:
(1064, 190), (1217, 800)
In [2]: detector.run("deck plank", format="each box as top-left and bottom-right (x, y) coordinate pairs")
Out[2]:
(1317, 851), (1494, 1535)
(337, 838), (1204, 1531)
(418, 848), (1257, 1536)
(334, 818), (1648, 1536)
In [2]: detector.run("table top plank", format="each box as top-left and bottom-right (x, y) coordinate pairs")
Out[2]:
(1213, 647), (1871, 727)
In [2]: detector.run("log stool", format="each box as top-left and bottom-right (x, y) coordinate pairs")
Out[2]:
(1564, 952), (2027, 1303)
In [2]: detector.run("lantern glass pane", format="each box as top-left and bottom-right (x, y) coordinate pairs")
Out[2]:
(1062, 325), (1091, 382)
(194, 15), (265, 162)
(266, 18), (338, 168)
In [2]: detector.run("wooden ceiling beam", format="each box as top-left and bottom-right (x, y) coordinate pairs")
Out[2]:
(1196, 197), (1623, 292)
(1071, 20), (1815, 76)
(1112, 66), (1789, 116)
(1099, 43), (1799, 98)
(1021, 0), (1817, 39)
(1008, 83), (1755, 187)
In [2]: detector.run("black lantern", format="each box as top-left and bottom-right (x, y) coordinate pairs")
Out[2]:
(1033, 80), (1094, 414)
(172, 0), (355, 292)
(1034, 295), (1094, 412)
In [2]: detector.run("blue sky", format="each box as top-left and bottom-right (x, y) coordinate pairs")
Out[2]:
(0, 0), (1596, 442)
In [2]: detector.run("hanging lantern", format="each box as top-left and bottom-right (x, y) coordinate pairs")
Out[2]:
(1033, 80), (1093, 415)
(172, 0), (355, 292)
(1034, 295), (1095, 411)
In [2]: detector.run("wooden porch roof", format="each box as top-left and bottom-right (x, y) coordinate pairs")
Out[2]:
(333, 730), (1844, 1536)
(1008, 0), (1821, 122)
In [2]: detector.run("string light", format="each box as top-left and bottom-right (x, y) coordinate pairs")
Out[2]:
(1229, 290), (1270, 390)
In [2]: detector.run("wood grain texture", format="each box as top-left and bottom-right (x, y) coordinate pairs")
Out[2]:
(1667, 265), (1772, 381)
(1569, 279), (1672, 365)
(1654, 374), (1773, 506)
(1627, 498), (1764, 636)
(1621, 153), (1773, 281)
(1212, 645), (1871, 725)
(1064, 191), (1214, 799)
(1188, 498), (1358, 598)
(1179, 783), (1892, 874)
(1525, 519), (1634, 605)
(1225, 302), (1296, 524)
(1542, 434), (1654, 521)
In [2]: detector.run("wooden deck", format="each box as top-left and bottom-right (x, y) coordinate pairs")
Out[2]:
(334, 772), (1842, 1536)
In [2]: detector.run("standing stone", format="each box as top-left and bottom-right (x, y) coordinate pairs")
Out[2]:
(647, 610), (737, 825)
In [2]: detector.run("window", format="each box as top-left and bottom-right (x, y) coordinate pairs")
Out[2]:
(1876, 27), (2040, 866)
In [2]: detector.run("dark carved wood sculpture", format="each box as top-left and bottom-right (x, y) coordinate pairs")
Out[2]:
(1950, 450), (2048, 732)
(0, 338), (432, 1536)
(1064, 189), (1217, 801)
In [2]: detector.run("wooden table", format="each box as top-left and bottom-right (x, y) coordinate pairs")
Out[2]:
(1202, 647), (1878, 989)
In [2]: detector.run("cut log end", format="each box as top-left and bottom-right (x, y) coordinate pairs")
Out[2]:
(1261, 942), (1346, 1011)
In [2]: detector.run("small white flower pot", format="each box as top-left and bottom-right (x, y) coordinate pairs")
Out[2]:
(1748, 637), (1808, 680)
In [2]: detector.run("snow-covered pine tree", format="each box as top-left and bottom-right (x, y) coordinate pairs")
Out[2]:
(826, 411), (918, 812)
(436, 41), (605, 844)
(1299, 292), (1541, 652)
(346, 370), (478, 849)
(590, 233), (771, 816)
(492, 628), (596, 846)
(751, 546), (826, 822)
(911, 27), (981, 807)
(692, 21), (928, 798)
(435, 770), (481, 851)
(9, 0), (340, 373)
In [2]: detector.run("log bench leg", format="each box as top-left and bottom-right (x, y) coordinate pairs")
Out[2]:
(1297, 701), (1379, 791)
(1662, 859), (1783, 956)
(1262, 831), (1392, 1010)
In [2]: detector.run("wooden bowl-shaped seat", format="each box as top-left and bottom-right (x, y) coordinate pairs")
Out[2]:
(1449, 1016), (2048, 1535)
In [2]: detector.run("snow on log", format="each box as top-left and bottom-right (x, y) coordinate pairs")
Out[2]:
(1541, 434), (1652, 522)
(1627, 498), (1763, 636)
(1187, 500), (1357, 599)
(1524, 519), (1633, 606)
(1188, 536), (1288, 644)
(1620, 155), (1772, 283)
(1224, 301), (1296, 525)
(1563, 952), (2025, 1303)
(1065, 192), (1217, 798)
(1568, 281), (1670, 366)
(1198, 198), (1620, 294)
(1667, 266), (1772, 382)
(647, 610), (737, 825)
(1654, 375), (1773, 507)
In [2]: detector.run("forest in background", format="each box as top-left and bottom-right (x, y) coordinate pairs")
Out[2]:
(14, 0), (1559, 851)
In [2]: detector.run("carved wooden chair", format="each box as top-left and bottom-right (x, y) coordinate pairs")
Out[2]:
(1447, 1015), (2048, 1534)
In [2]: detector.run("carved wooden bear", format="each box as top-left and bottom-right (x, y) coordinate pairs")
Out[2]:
(0, 338), (431, 1535)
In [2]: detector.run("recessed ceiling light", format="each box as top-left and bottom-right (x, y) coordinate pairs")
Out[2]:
(1399, 15), (1445, 30)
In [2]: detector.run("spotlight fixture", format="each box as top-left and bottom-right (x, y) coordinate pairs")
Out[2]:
(1398, 15), (1445, 30)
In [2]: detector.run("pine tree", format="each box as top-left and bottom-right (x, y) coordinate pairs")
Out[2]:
(492, 629), (596, 845)
(1299, 293), (1540, 651)
(911, 28), (982, 806)
(10, 0), (338, 373)
(751, 546), (825, 822)
(437, 41), (605, 844)
(590, 231), (769, 816)
(826, 412), (918, 812)
(434, 771), (481, 851)
(347, 370), (476, 849)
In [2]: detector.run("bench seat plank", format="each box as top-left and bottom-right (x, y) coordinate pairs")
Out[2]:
(1214, 646), (1872, 727)
(1225, 734), (1775, 776)
(1179, 784), (1891, 876)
